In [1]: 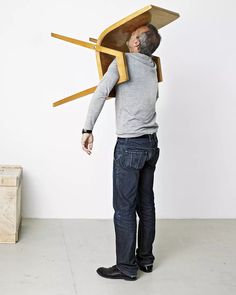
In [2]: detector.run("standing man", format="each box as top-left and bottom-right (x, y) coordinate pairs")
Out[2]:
(81, 24), (161, 281)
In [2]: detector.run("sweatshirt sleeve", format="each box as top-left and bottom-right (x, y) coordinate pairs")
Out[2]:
(83, 58), (119, 131)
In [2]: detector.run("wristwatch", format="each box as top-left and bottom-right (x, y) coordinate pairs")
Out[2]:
(82, 128), (92, 134)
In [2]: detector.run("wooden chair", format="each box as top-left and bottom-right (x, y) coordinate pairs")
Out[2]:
(51, 4), (180, 107)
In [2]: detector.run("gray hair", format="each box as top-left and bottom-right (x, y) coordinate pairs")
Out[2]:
(139, 24), (161, 56)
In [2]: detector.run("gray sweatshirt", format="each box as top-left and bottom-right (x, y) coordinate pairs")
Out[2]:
(83, 52), (159, 138)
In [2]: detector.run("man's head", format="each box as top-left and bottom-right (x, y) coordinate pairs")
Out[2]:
(126, 24), (161, 56)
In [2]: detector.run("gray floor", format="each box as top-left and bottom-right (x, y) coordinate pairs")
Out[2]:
(0, 219), (236, 295)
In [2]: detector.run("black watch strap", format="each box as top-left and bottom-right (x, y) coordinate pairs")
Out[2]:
(82, 128), (92, 134)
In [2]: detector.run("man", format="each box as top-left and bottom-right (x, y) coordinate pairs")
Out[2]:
(81, 24), (161, 281)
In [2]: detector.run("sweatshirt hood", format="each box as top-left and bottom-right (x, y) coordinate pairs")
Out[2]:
(126, 52), (156, 68)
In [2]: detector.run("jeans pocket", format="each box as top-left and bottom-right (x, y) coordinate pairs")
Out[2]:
(121, 148), (148, 170)
(114, 143), (125, 164)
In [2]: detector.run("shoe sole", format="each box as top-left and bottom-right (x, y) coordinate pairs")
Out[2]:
(96, 269), (137, 281)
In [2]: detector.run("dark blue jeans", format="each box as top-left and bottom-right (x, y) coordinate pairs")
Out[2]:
(112, 132), (160, 277)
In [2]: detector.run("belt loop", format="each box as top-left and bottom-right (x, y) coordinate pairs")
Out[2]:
(125, 137), (128, 143)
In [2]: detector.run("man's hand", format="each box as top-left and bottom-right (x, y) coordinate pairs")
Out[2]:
(81, 133), (94, 155)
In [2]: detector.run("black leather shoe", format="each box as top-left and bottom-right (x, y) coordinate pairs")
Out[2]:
(138, 264), (153, 272)
(96, 265), (137, 281)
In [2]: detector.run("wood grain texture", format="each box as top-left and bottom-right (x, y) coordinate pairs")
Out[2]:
(0, 166), (22, 243)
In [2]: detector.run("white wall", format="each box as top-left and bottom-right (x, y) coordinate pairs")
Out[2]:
(0, 0), (235, 218)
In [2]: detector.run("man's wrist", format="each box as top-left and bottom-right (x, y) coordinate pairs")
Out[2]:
(82, 128), (92, 134)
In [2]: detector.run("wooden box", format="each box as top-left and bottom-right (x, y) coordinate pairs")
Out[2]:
(0, 165), (23, 243)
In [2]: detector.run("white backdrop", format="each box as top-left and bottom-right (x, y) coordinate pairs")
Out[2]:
(0, 0), (235, 218)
